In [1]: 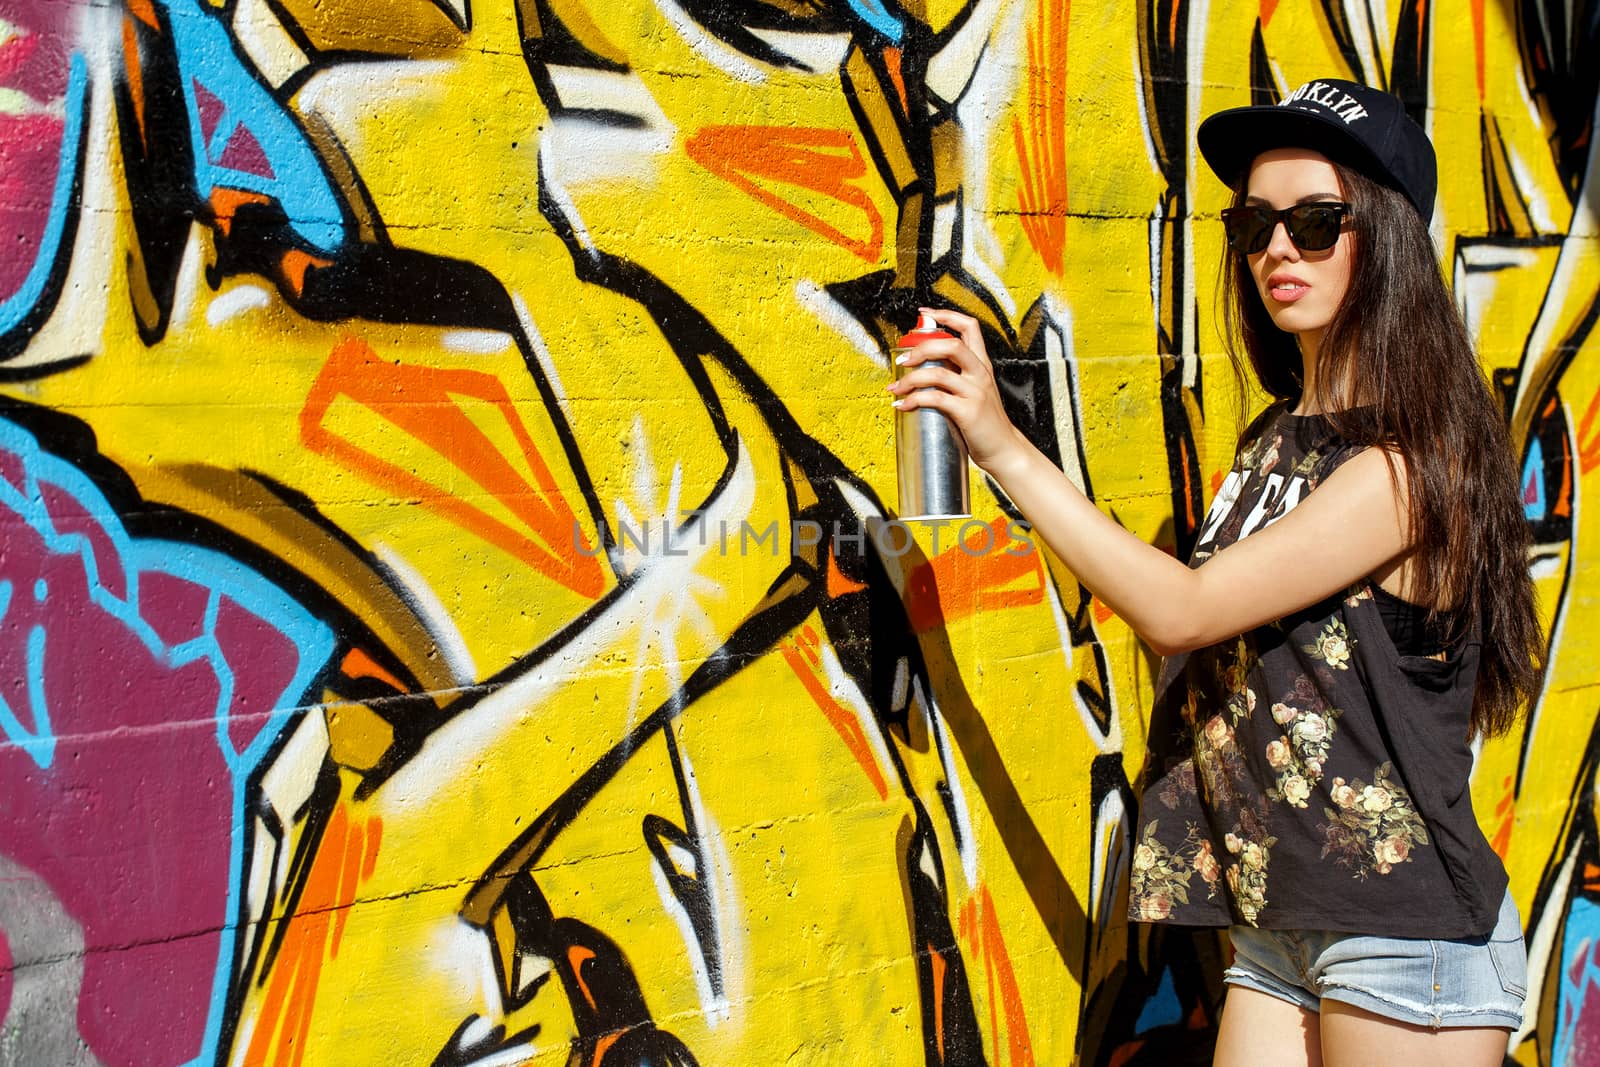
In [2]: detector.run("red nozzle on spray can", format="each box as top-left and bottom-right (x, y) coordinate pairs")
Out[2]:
(893, 312), (971, 520)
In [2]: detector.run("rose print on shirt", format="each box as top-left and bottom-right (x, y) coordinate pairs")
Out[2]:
(1258, 433), (1283, 477)
(1131, 820), (1221, 920)
(1217, 637), (1259, 724)
(1238, 429), (1280, 472)
(1131, 821), (1194, 920)
(1344, 584), (1373, 608)
(1193, 711), (1250, 816)
(1156, 759), (1197, 810)
(1292, 445), (1326, 482)
(1319, 762), (1430, 877)
(1265, 692), (1344, 807)
(1224, 830), (1277, 925)
(1178, 687), (1200, 727)
(1192, 837), (1222, 897)
(1303, 618), (1353, 670)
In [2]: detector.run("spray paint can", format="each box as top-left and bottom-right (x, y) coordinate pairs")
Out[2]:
(894, 313), (971, 520)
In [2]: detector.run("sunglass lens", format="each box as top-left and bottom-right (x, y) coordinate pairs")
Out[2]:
(1223, 208), (1273, 254)
(1286, 205), (1343, 251)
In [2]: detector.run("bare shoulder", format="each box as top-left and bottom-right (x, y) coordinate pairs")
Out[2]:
(1177, 441), (1416, 650)
(1228, 447), (1408, 556)
(1317, 445), (1412, 528)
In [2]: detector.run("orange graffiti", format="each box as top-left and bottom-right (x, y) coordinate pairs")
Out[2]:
(1470, 0), (1486, 100)
(126, 0), (158, 29)
(1259, 0), (1279, 26)
(279, 250), (332, 297)
(1108, 1040), (1146, 1067)
(1012, 0), (1069, 274)
(883, 47), (909, 116)
(339, 647), (407, 694)
(826, 548), (869, 598)
(122, 16), (147, 148)
(798, 623), (822, 668)
(684, 125), (885, 262)
(590, 1031), (622, 1064)
(244, 806), (383, 1067)
(905, 517), (1045, 634)
(779, 628), (890, 800)
(208, 188), (272, 237)
(957, 885), (1036, 1066)
(1577, 386), (1600, 476)
(1490, 774), (1514, 859)
(300, 338), (606, 598)
(1535, 394), (1575, 520)
(1178, 435), (1198, 534)
(569, 945), (600, 1010)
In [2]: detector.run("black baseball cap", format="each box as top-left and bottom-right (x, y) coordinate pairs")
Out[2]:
(1197, 79), (1437, 223)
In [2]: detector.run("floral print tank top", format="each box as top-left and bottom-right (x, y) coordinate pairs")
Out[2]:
(1128, 405), (1508, 938)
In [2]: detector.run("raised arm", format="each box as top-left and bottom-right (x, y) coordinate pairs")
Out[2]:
(887, 308), (1410, 655)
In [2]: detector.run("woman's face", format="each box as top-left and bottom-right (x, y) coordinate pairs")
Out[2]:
(1241, 148), (1354, 352)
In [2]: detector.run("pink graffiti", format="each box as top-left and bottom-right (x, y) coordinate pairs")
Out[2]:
(0, 0), (74, 305)
(0, 423), (329, 1066)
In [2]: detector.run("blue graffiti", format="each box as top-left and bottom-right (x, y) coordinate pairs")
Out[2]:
(0, 416), (336, 1064)
(1134, 967), (1183, 1033)
(0, 54), (87, 337)
(0, 579), (56, 768)
(1522, 436), (1546, 521)
(1555, 895), (1600, 1067)
(845, 0), (906, 43)
(159, 0), (347, 251)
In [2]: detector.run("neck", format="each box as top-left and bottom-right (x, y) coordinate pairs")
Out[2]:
(1291, 329), (1325, 415)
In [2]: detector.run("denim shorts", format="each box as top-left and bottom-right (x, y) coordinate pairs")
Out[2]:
(1222, 889), (1527, 1030)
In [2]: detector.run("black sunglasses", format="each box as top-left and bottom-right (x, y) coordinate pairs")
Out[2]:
(1220, 202), (1352, 254)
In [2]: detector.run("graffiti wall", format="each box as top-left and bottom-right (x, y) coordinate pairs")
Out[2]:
(1, 0), (1597, 1063)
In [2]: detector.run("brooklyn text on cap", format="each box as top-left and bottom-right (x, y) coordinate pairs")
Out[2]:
(1196, 78), (1438, 223)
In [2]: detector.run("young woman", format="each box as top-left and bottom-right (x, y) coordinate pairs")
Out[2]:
(886, 78), (1545, 1065)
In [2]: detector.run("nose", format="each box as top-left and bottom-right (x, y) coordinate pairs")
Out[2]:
(1264, 219), (1300, 260)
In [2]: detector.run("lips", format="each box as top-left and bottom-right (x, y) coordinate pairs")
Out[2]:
(1267, 274), (1311, 303)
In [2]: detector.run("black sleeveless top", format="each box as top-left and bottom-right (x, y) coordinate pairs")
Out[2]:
(1127, 405), (1507, 938)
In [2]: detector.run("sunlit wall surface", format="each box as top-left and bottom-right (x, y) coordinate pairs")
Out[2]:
(1, 1), (1597, 1064)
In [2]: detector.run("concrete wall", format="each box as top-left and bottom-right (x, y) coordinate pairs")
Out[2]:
(1, 1), (1597, 1063)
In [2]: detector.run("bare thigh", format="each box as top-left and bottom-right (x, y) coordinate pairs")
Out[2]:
(1319, 999), (1510, 1067)
(1214, 985), (1322, 1067)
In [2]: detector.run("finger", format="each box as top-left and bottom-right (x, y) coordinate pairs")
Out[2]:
(918, 307), (991, 368)
(892, 387), (958, 416)
(895, 337), (988, 379)
(888, 365), (972, 397)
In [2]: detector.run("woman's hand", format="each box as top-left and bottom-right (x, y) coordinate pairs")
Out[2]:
(886, 307), (1030, 476)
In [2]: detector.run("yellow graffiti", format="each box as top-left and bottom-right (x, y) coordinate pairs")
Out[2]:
(1, 1), (1598, 1064)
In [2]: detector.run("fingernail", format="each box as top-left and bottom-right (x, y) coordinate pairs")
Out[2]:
(890, 399), (903, 408)
(894, 354), (908, 365)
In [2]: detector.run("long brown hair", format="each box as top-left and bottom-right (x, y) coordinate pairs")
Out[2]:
(1220, 160), (1545, 738)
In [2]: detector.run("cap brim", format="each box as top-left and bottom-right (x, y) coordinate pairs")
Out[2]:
(1197, 105), (1387, 192)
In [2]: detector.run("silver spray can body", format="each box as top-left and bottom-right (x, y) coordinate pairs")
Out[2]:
(893, 315), (970, 520)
